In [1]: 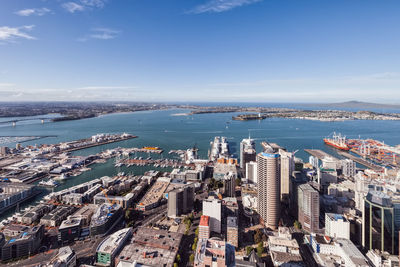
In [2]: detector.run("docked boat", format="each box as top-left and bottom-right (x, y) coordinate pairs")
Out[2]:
(324, 132), (350, 150)
(54, 173), (70, 181)
(39, 179), (59, 188)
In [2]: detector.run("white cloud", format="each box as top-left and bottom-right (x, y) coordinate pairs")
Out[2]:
(62, 2), (85, 13)
(62, 0), (107, 13)
(15, 8), (51, 16)
(77, 86), (137, 90)
(78, 28), (120, 41)
(188, 0), (262, 14)
(80, 0), (107, 8)
(0, 25), (36, 42)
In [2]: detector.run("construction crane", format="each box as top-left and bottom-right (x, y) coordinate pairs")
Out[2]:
(101, 188), (116, 206)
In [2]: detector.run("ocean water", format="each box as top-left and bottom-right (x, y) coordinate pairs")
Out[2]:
(0, 108), (399, 220)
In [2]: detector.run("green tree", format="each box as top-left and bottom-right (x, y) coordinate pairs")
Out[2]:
(189, 254), (195, 263)
(235, 178), (241, 187)
(257, 242), (264, 258)
(254, 229), (263, 243)
(294, 220), (302, 230)
(174, 263), (178, 267)
(176, 254), (181, 262)
(246, 246), (253, 256)
(195, 227), (199, 237)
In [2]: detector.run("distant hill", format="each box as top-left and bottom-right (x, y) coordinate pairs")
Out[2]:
(312, 101), (400, 109)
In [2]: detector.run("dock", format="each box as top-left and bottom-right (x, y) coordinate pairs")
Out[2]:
(337, 151), (382, 171)
(304, 149), (339, 161)
(64, 135), (137, 152)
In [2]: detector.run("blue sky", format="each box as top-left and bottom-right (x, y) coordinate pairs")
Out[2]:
(0, 0), (399, 102)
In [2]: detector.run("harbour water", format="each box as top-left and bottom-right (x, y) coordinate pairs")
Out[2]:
(0, 107), (399, 219)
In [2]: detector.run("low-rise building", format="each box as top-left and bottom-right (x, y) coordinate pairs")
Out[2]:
(1, 225), (44, 262)
(40, 206), (76, 227)
(305, 234), (369, 267)
(268, 227), (303, 267)
(194, 238), (235, 267)
(325, 213), (350, 240)
(96, 228), (132, 267)
(90, 203), (123, 237)
(116, 227), (183, 267)
(46, 246), (76, 267)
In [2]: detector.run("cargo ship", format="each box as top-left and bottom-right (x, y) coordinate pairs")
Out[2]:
(324, 132), (350, 151)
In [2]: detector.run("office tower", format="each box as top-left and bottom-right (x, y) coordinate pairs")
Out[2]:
(240, 138), (256, 169)
(227, 217), (238, 247)
(167, 186), (194, 218)
(257, 145), (281, 230)
(325, 213), (350, 239)
(279, 149), (295, 203)
(224, 173), (236, 197)
(362, 190), (397, 254)
(199, 215), (210, 239)
(246, 161), (257, 184)
(341, 159), (356, 177)
(298, 183), (319, 233)
(203, 197), (222, 233)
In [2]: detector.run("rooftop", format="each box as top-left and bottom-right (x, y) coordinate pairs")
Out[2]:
(97, 228), (132, 255)
(199, 215), (210, 227)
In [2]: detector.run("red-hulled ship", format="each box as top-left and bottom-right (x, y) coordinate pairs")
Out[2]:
(324, 132), (350, 150)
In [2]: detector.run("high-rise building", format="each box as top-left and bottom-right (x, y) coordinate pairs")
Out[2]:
(362, 190), (397, 254)
(203, 197), (222, 233)
(298, 183), (319, 233)
(224, 173), (236, 197)
(325, 213), (350, 239)
(279, 149), (295, 203)
(167, 186), (194, 218)
(199, 215), (210, 239)
(240, 138), (256, 169)
(341, 159), (356, 177)
(227, 217), (238, 247)
(245, 161), (257, 184)
(257, 145), (281, 230)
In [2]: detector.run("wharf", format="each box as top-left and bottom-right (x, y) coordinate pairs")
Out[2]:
(304, 149), (339, 161)
(0, 189), (42, 215)
(337, 151), (383, 171)
(64, 135), (137, 152)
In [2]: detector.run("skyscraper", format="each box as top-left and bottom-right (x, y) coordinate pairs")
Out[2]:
(279, 149), (295, 203)
(298, 183), (319, 233)
(240, 138), (256, 169)
(257, 145), (281, 230)
(362, 190), (397, 254)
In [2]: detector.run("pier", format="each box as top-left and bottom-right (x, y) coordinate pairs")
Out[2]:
(304, 149), (339, 161)
(64, 135), (137, 152)
(337, 151), (382, 171)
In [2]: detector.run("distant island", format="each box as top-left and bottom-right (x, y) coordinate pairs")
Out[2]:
(0, 101), (399, 123)
(309, 100), (400, 109)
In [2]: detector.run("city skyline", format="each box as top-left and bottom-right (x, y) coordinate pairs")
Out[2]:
(1, 0), (400, 102)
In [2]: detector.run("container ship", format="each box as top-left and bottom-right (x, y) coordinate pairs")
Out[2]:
(324, 132), (350, 151)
